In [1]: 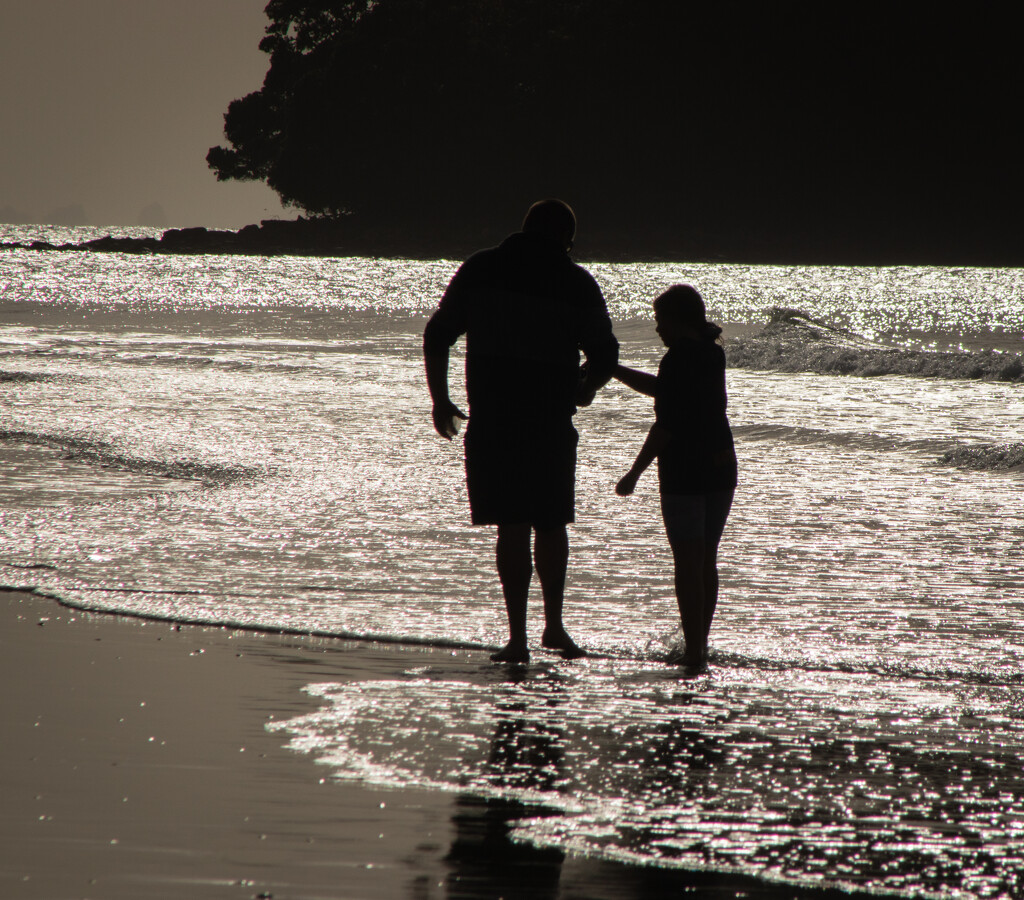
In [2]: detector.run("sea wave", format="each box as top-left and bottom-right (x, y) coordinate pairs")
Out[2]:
(0, 428), (264, 485)
(733, 423), (1024, 473)
(940, 441), (1024, 471)
(728, 308), (1024, 382)
(732, 422), (951, 457)
(0, 370), (62, 383)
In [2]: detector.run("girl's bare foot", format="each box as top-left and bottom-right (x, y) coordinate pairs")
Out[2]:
(490, 640), (529, 664)
(542, 627), (587, 660)
(666, 644), (707, 667)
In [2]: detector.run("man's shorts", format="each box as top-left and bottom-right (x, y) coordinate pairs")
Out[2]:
(660, 489), (734, 547)
(464, 419), (578, 528)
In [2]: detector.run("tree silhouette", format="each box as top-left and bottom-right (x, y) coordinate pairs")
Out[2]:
(208, 2), (1024, 263)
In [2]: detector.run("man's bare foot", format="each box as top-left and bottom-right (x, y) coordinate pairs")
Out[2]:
(490, 641), (530, 664)
(542, 627), (587, 660)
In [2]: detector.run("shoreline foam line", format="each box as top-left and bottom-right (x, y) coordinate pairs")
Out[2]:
(3, 585), (500, 656)
(0, 582), (635, 663)
(4, 583), (1020, 686)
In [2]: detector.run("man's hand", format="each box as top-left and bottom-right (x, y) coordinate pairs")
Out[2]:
(432, 400), (467, 440)
(616, 470), (640, 496)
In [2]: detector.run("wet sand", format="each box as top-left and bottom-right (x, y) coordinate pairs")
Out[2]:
(1, 590), (465, 900)
(1, 590), (897, 900)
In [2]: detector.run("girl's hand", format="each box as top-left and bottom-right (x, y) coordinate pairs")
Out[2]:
(616, 471), (639, 496)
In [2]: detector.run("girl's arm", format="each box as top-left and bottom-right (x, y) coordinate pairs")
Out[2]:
(616, 424), (672, 495)
(613, 363), (657, 397)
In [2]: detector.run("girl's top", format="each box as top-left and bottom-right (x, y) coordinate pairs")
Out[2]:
(654, 337), (738, 495)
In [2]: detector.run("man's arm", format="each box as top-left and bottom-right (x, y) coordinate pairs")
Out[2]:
(616, 423), (671, 495)
(424, 351), (466, 440)
(423, 262), (473, 440)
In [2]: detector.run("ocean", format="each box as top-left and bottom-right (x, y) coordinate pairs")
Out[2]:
(2, 224), (1023, 898)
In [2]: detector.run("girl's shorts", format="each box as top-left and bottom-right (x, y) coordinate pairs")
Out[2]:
(661, 489), (734, 546)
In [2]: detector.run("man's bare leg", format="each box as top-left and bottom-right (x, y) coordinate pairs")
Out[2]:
(535, 525), (586, 659)
(492, 523), (532, 663)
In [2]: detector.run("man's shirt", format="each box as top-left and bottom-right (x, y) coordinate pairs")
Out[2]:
(424, 231), (618, 423)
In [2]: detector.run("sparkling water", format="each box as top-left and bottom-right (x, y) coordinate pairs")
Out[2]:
(2, 227), (1023, 897)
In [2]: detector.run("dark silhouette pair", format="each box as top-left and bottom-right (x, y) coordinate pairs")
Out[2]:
(425, 202), (735, 666)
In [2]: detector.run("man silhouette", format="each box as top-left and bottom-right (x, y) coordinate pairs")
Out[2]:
(424, 199), (619, 663)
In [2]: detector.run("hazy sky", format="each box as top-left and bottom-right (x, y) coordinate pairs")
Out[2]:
(0, 0), (284, 228)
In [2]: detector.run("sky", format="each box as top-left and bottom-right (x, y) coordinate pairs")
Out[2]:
(0, 0), (284, 228)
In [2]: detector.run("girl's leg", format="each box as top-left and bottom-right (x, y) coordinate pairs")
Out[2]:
(661, 494), (709, 664)
(671, 537), (708, 662)
(701, 489), (734, 643)
(702, 543), (719, 642)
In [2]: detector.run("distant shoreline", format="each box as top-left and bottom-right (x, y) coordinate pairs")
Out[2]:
(0, 219), (727, 264)
(3, 218), (1023, 267)
(0, 219), (427, 260)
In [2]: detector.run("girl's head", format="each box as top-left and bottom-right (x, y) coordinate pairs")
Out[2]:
(653, 284), (722, 346)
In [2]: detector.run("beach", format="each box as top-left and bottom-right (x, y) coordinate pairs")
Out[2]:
(1, 589), (894, 900)
(2, 589), (462, 900)
(3, 238), (1023, 897)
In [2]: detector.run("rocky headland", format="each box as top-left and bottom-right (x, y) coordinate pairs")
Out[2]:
(0, 218), (408, 259)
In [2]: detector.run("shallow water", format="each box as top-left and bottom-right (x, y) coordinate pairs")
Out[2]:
(2, 231), (1023, 897)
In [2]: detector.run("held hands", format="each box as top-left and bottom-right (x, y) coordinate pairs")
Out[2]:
(432, 400), (467, 440)
(576, 361), (596, 407)
(616, 469), (640, 496)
